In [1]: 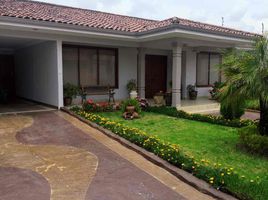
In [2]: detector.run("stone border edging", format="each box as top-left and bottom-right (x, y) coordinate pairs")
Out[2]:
(61, 108), (237, 200)
(245, 109), (260, 113)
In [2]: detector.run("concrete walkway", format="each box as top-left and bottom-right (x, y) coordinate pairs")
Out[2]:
(0, 111), (214, 200)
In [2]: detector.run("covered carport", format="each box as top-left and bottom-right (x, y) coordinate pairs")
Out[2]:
(0, 36), (62, 114)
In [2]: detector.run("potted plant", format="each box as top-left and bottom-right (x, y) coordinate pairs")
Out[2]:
(63, 83), (79, 106)
(121, 98), (141, 119)
(187, 84), (198, 100)
(126, 79), (137, 99)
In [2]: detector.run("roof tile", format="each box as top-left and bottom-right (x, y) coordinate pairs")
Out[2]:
(0, 0), (260, 38)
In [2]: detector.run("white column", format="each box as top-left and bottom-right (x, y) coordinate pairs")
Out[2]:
(172, 45), (182, 108)
(137, 48), (146, 98)
(56, 40), (63, 109)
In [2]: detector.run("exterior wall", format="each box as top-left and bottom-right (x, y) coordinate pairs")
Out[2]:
(71, 47), (137, 103)
(184, 48), (213, 98)
(14, 41), (60, 107)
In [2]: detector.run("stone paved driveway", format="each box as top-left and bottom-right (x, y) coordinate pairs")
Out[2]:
(0, 111), (214, 200)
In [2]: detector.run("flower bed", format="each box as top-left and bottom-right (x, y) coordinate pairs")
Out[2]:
(146, 106), (255, 128)
(70, 107), (266, 200)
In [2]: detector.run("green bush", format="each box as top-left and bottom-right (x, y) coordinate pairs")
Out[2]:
(70, 108), (267, 200)
(238, 126), (268, 157)
(220, 101), (245, 120)
(146, 106), (253, 128)
(121, 98), (141, 114)
(63, 83), (79, 98)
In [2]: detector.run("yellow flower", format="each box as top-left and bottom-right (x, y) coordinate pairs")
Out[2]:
(209, 177), (214, 180)
(209, 180), (214, 184)
(221, 173), (224, 176)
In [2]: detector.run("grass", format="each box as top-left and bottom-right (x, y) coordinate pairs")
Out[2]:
(245, 99), (260, 110)
(98, 111), (268, 181)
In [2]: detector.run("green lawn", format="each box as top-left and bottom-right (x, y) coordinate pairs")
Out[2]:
(98, 111), (268, 180)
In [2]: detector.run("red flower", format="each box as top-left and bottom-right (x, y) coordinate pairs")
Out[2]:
(87, 99), (94, 104)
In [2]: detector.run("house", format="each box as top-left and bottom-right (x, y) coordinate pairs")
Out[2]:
(0, 0), (260, 110)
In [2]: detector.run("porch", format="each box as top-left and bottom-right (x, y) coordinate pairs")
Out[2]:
(148, 97), (220, 114)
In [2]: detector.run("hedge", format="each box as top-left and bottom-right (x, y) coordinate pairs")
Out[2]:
(238, 126), (268, 157)
(146, 106), (254, 128)
(70, 107), (266, 200)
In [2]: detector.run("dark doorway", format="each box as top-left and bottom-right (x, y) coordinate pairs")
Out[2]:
(0, 55), (15, 101)
(145, 55), (167, 98)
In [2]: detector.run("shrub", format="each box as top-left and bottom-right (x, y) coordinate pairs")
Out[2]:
(209, 81), (225, 100)
(220, 101), (245, 120)
(146, 106), (253, 128)
(136, 97), (149, 110)
(238, 126), (268, 157)
(63, 83), (79, 98)
(126, 79), (137, 92)
(69, 107), (267, 200)
(83, 99), (114, 112)
(121, 98), (141, 114)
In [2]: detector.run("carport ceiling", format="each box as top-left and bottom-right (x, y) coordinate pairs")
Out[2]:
(0, 36), (42, 51)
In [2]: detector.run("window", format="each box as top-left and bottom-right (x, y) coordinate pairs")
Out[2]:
(63, 45), (118, 89)
(196, 52), (221, 86)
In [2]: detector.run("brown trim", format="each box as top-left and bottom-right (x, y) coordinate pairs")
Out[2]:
(114, 49), (119, 88)
(77, 48), (80, 85)
(63, 44), (119, 89)
(96, 48), (100, 85)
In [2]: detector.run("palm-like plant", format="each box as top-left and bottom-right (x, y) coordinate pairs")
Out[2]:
(220, 36), (268, 136)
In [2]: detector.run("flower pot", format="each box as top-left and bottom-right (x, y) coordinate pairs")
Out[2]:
(126, 105), (135, 113)
(64, 97), (72, 106)
(189, 91), (198, 100)
(129, 90), (138, 99)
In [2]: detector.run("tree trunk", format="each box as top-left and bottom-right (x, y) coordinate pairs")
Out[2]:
(259, 98), (268, 136)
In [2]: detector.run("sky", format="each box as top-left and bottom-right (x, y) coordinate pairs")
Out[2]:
(39, 0), (268, 34)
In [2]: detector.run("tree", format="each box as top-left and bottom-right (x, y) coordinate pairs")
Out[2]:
(220, 36), (268, 136)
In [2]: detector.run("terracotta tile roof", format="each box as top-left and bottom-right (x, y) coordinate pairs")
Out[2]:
(0, 0), (260, 38)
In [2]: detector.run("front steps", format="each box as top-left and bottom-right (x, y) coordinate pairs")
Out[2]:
(180, 102), (220, 114)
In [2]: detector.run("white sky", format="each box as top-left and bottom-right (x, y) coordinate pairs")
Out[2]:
(39, 0), (268, 34)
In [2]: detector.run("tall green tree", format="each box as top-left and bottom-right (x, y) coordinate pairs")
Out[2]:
(220, 36), (268, 136)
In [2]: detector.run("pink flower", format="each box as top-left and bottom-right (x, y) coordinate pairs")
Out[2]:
(87, 99), (94, 104)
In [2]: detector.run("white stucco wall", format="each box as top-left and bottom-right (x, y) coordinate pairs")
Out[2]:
(14, 41), (60, 107)
(184, 49), (211, 98)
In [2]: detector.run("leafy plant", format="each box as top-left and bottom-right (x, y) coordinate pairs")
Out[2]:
(121, 98), (141, 114)
(219, 36), (268, 136)
(136, 97), (149, 110)
(187, 84), (197, 92)
(126, 79), (137, 92)
(238, 125), (268, 157)
(63, 83), (79, 98)
(209, 81), (225, 100)
(220, 97), (245, 120)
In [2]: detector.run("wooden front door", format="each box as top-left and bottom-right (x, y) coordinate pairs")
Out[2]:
(145, 55), (167, 98)
(0, 55), (15, 99)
